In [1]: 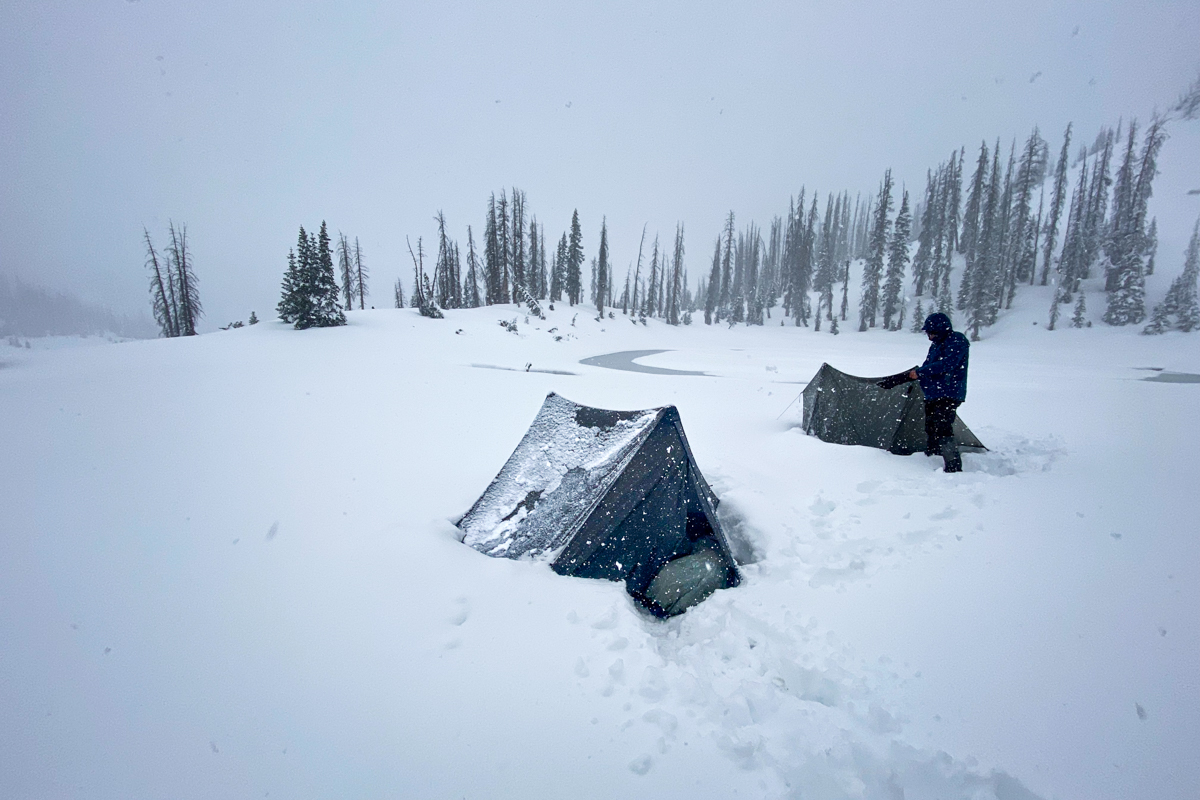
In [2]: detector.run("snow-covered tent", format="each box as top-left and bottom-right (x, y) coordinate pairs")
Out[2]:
(458, 392), (742, 616)
(801, 363), (987, 455)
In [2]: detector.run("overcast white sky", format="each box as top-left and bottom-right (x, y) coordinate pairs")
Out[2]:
(2, 0), (1198, 330)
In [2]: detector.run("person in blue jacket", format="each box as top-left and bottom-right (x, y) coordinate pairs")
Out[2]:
(878, 312), (969, 472)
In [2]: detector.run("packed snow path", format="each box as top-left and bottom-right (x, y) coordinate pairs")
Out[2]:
(1, 305), (1197, 800)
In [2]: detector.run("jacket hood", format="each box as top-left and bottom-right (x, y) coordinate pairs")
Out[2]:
(921, 312), (954, 337)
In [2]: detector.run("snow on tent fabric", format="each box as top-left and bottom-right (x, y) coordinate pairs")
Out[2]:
(801, 363), (987, 455)
(458, 392), (742, 616)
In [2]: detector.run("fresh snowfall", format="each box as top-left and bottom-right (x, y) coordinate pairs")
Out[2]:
(2, 276), (1198, 800)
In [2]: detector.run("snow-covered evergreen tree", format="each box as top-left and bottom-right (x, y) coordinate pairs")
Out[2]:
(881, 189), (911, 330)
(296, 222), (346, 329)
(277, 247), (301, 323)
(566, 210), (583, 306)
(595, 218), (609, 317)
(859, 170), (893, 330)
(1104, 119), (1165, 325)
(1040, 123), (1072, 285)
(1144, 219), (1200, 334)
(704, 237), (721, 325)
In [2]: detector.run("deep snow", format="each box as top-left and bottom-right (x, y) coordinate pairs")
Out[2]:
(1, 292), (1197, 799)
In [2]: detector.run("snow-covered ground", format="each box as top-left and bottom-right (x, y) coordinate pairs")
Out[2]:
(2, 290), (1197, 799)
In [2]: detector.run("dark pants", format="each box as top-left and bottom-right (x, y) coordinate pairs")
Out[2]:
(924, 398), (962, 472)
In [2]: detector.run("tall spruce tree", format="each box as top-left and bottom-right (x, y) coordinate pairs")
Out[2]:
(704, 237), (721, 324)
(1105, 118), (1166, 325)
(881, 189), (911, 330)
(301, 222), (346, 328)
(566, 210), (583, 305)
(595, 218), (609, 317)
(1040, 123), (1072, 285)
(484, 195), (500, 305)
(717, 212), (735, 322)
(858, 169), (893, 331)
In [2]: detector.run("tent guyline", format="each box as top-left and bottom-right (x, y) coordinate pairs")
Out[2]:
(457, 392), (743, 617)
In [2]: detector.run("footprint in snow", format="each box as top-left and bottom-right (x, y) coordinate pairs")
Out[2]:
(629, 754), (653, 775)
(930, 506), (958, 521)
(266, 521), (279, 541)
(1136, 703), (1148, 720)
(448, 597), (470, 626)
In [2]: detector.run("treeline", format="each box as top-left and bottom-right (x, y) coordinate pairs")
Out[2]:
(287, 85), (1200, 338)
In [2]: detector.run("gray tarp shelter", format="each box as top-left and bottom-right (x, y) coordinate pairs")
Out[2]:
(458, 392), (742, 616)
(801, 363), (987, 455)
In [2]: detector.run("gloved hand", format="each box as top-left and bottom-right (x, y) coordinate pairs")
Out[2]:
(876, 371), (915, 390)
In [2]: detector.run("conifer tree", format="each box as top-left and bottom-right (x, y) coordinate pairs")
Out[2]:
(911, 171), (937, 296)
(1040, 123), (1072, 285)
(144, 227), (179, 338)
(296, 222), (346, 328)
(881, 190), (911, 330)
(668, 223), (685, 325)
(484, 195), (500, 305)
(497, 191), (510, 303)
(338, 233), (356, 311)
(353, 237), (369, 310)
(463, 226), (482, 308)
(566, 210), (583, 305)
(961, 142), (989, 269)
(704, 237), (721, 324)
(911, 299), (925, 332)
(435, 211), (457, 309)
(551, 233), (567, 303)
(1071, 290), (1087, 328)
(509, 189), (526, 303)
(1008, 128), (1046, 298)
(859, 170), (893, 331)
(277, 247), (301, 323)
(1144, 218), (1158, 276)
(1104, 119), (1165, 325)
(528, 218), (540, 298)
(1047, 283), (1062, 330)
(595, 218), (609, 317)
(167, 221), (201, 335)
(393, 277), (405, 308)
(1144, 219), (1200, 333)
(714, 212), (734, 321)
(644, 235), (660, 318)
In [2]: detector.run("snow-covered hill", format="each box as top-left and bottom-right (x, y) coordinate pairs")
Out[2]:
(2, 299), (1197, 800)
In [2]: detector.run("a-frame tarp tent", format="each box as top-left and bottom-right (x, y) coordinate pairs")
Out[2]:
(458, 392), (741, 616)
(801, 363), (986, 455)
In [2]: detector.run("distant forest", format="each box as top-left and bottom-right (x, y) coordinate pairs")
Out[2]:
(388, 77), (1198, 337)
(1, 273), (156, 339)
